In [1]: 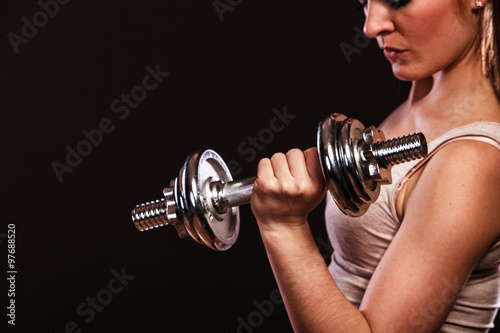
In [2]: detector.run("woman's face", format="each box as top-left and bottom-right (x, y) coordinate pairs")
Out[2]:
(361, 0), (480, 81)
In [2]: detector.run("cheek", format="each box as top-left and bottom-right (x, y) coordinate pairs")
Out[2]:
(402, 2), (453, 48)
(389, 3), (468, 80)
(399, 1), (473, 69)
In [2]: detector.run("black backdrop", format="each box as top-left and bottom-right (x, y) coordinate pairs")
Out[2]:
(1, 1), (498, 332)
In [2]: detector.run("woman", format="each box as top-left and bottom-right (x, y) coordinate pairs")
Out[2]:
(250, 0), (500, 332)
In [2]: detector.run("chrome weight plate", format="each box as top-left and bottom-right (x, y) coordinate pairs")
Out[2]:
(176, 149), (240, 251)
(317, 113), (381, 216)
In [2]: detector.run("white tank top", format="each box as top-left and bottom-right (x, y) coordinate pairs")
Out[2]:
(325, 121), (500, 332)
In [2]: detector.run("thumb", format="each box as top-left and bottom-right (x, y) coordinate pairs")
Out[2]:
(304, 147), (326, 184)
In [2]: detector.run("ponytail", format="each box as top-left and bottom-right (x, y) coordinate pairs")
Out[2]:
(481, 0), (500, 97)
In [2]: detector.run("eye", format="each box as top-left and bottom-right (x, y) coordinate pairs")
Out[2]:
(387, 0), (411, 9)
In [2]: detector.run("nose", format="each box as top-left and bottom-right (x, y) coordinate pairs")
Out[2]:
(363, 1), (395, 39)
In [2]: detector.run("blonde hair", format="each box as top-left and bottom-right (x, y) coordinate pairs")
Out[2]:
(480, 0), (500, 97)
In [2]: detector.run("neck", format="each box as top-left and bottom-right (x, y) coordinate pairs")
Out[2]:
(404, 49), (498, 125)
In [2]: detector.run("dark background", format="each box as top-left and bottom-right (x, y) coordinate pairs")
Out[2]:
(1, 1), (497, 332)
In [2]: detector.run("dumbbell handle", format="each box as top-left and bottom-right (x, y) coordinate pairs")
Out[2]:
(217, 176), (256, 210)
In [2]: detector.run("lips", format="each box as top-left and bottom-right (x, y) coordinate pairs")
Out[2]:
(382, 46), (407, 60)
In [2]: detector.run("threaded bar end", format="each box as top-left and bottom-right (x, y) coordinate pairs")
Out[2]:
(131, 199), (169, 231)
(373, 132), (428, 167)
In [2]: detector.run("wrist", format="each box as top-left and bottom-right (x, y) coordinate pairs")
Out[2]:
(257, 220), (325, 272)
(256, 215), (308, 232)
(257, 218), (312, 246)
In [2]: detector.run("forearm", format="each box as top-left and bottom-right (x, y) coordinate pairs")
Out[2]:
(258, 220), (372, 333)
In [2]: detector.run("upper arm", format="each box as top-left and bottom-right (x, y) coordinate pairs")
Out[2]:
(358, 140), (500, 333)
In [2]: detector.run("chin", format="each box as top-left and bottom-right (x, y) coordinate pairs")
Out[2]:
(390, 63), (427, 82)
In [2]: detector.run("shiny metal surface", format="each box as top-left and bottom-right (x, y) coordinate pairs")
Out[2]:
(220, 177), (256, 209)
(176, 149), (240, 251)
(317, 113), (428, 217)
(131, 179), (183, 234)
(131, 113), (428, 250)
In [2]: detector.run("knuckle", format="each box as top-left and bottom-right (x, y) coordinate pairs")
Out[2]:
(271, 152), (286, 161)
(254, 180), (274, 195)
(257, 158), (271, 171)
(258, 157), (271, 165)
(286, 148), (302, 156)
(281, 180), (307, 196)
(279, 182), (292, 194)
(296, 181), (308, 194)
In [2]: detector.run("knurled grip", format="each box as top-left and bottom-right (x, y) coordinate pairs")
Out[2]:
(220, 177), (256, 209)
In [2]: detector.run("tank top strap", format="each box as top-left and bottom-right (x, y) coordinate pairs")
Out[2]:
(394, 122), (500, 209)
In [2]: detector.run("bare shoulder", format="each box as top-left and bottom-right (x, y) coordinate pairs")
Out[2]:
(416, 139), (500, 197)
(405, 139), (500, 247)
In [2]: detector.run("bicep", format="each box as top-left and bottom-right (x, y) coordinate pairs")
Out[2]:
(358, 141), (500, 333)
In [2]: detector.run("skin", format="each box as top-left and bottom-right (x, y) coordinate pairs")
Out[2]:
(250, 0), (500, 332)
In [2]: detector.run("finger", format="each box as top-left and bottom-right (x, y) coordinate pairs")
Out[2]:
(285, 148), (309, 179)
(256, 158), (274, 181)
(304, 147), (325, 182)
(270, 152), (292, 180)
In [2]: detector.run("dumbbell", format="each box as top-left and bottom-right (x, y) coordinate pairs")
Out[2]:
(131, 113), (427, 251)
